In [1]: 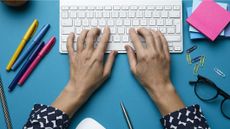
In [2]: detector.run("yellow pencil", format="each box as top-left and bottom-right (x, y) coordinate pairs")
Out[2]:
(6, 19), (38, 71)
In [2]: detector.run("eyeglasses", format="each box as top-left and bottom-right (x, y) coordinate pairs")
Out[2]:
(189, 75), (230, 119)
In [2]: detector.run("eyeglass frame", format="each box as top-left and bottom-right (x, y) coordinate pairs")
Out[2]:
(189, 74), (230, 119)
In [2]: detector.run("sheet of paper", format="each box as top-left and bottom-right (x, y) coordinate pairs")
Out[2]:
(189, 0), (228, 36)
(186, 0), (230, 41)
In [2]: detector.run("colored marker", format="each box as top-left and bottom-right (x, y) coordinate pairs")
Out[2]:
(6, 19), (39, 71)
(11, 24), (50, 71)
(18, 37), (56, 85)
(8, 42), (44, 92)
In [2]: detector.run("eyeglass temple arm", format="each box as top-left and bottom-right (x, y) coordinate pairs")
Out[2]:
(189, 81), (197, 85)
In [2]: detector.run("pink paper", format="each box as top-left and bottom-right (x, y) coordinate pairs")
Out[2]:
(186, 1), (230, 41)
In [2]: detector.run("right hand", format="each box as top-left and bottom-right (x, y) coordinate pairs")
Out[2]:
(125, 28), (184, 115)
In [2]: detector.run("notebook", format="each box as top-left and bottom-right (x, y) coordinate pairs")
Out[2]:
(186, 0), (230, 41)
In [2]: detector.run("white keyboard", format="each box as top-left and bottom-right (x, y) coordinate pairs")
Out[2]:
(60, 5), (183, 53)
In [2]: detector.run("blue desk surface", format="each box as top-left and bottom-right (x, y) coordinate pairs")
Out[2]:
(0, 0), (230, 129)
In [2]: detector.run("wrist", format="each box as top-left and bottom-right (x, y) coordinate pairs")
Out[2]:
(147, 82), (185, 116)
(51, 81), (89, 117)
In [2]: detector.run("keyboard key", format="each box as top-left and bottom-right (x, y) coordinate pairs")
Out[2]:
(116, 19), (123, 26)
(147, 6), (155, 10)
(96, 12), (103, 18)
(122, 35), (129, 42)
(86, 12), (94, 18)
(61, 35), (68, 42)
(164, 5), (172, 10)
(62, 27), (74, 35)
(108, 20), (114, 26)
(75, 19), (82, 26)
(110, 27), (116, 34)
(169, 11), (180, 18)
(82, 19), (89, 26)
(112, 12), (119, 18)
(113, 6), (120, 10)
(124, 19), (131, 26)
(76, 27), (82, 34)
(130, 6), (138, 10)
(91, 19), (98, 26)
(157, 19), (164, 26)
(156, 5), (163, 10)
(144, 11), (152, 18)
(140, 19), (147, 25)
(62, 19), (73, 26)
(173, 5), (180, 10)
(61, 43), (67, 52)
(167, 27), (175, 34)
(149, 19), (156, 26)
(78, 12), (85, 18)
(136, 12), (143, 18)
(152, 11), (160, 17)
(79, 6), (87, 10)
(113, 35), (121, 42)
(174, 19), (181, 33)
(165, 19), (173, 25)
(119, 12), (127, 18)
(96, 6), (103, 10)
(99, 19), (106, 26)
(118, 27), (125, 34)
(62, 11), (68, 18)
(161, 11), (168, 17)
(132, 19), (139, 26)
(103, 12), (110, 18)
(159, 27), (166, 33)
(122, 6), (129, 10)
(70, 11), (77, 18)
(139, 6), (146, 10)
(70, 6), (78, 10)
(61, 6), (69, 10)
(128, 12), (135, 18)
(104, 6), (112, 10)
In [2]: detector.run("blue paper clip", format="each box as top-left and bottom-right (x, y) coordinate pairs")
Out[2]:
(186, 45), (198, 53)
(191, 56), (202, 63)
(214, 67), (226, 78)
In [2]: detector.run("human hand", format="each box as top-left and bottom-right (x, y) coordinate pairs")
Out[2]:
(126, 28), (184, 115)
(52, 26), (117, 117)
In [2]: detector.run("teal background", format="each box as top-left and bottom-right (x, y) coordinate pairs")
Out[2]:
(0, 0), (230, 128)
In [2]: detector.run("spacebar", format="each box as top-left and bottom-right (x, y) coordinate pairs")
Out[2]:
(106, 43), (127, 51)
(165, 35), (181, 42)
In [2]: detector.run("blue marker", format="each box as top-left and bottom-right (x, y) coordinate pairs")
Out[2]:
(8, 42), (45, 92)
(11, 24), (50, 71)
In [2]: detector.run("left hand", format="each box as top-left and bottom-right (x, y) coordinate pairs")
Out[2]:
(52, 26), (117, 117)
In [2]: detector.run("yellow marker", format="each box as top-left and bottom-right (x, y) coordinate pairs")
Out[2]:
(6, 19), (38, 71)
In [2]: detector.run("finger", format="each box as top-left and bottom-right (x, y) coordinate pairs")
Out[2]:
(137, 28), (155, 49)
(103, 51), (118, 78)
(67, 33), (75, 57)
(158, 31), (170, 60)
(85, 28), (100, 51)
(151, 30), (163, 53)
(96, 26), (110, 55)
(77, 29), (89, 52)
(125, 45), (137, 74)
(129, 28), (144, 54)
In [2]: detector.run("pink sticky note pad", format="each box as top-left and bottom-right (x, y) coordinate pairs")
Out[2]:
(186, 1), (230, 41)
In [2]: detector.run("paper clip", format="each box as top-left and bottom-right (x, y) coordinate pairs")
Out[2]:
(191, 56), (202, 63)
(186, 45), (198, 53)
(193, 64), (200, 75)
(186, 53), (192, 64)
(199, 56), (205, 67)
(214, 67), (226, 78)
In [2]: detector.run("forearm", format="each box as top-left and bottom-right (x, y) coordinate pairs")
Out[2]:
(147, 82), (185, 116)
(52, 81), (89, 117)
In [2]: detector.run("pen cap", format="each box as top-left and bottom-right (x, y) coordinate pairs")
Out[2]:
(33, 24), (50, 42)
(24, 19), (39, 40)
(39, 37), (56, 55)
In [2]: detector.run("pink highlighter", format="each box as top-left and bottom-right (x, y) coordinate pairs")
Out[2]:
(18, 36), (56, 85)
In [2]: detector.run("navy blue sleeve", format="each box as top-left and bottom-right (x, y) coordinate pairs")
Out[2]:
(23, 104), (70, 129)
(160, 105), (210, 129)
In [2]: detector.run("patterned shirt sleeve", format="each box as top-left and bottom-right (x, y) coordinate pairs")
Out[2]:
(23, 104), (70, 129)
(160, 104), (210, 129)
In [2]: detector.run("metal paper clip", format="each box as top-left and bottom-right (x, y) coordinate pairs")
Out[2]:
(214, 67), (226, 78)
(186, 53), (192, 64)
(186, 45), (198, 53)
(191, 56), (202, 63)
(193, 63), (200, 75)
(199, 56), (205, 67)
